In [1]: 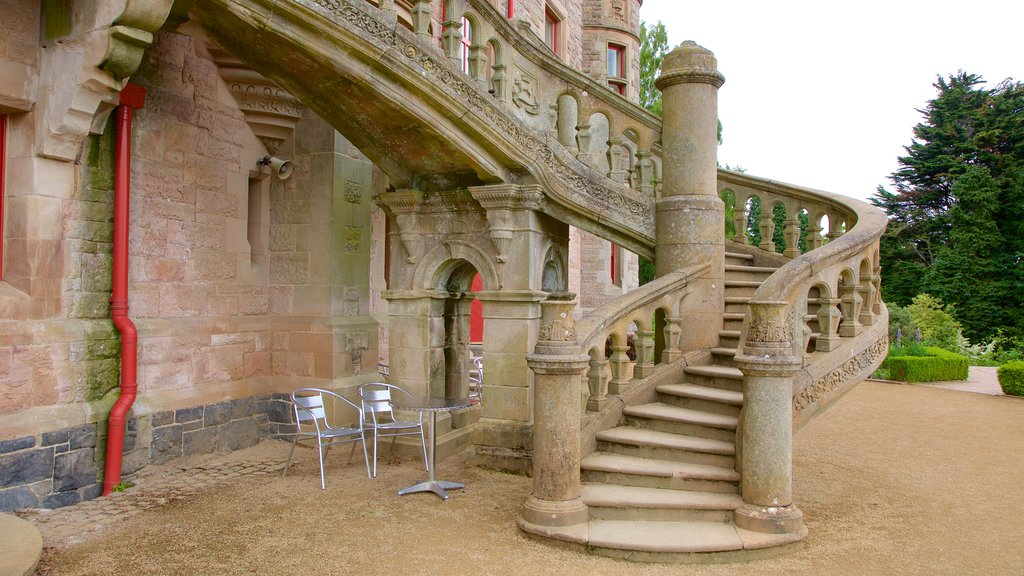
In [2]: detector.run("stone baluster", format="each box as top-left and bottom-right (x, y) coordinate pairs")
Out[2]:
(441, 18), (463, 64)
(490, 63), (507, 99)
(807, 217), (823, 250)
(662, 316), (683, 363)
(733, 198), (749, 244)
(469, 44), (488, 84)
(783, 215), (801, 258)
(838, 280), (863, 337)
(758, 210), (776, 253)
(632, 329), (655, 379)
(815, 297), (842, 352)
(575, 124), (592, 164)
(733, 301), (805, 536)
(871, 265), (882, 315)
(606, 341), (632, 394)
(858, 283), (875, 326)
(378, 0), (398, 24)
(522, 293), (589, 533)
(827, 211), (844, 242)
(635, 149), (654, 195)
(606, 137), (626, 183)
(411, 0), (433, 38)
(585, 354), (610, 411)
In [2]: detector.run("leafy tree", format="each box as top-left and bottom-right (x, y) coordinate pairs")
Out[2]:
(639, 21), (668, 116)
(873, 72), (1024, 342)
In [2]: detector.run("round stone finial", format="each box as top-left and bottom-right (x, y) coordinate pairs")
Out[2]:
(655, 40), (725, 90)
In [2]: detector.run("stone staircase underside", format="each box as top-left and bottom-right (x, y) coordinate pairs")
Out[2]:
(192, 0), (656, 256)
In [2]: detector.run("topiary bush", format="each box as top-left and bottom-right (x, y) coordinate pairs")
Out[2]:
(882, 346), (969, 383)
(997, 361), (1024, 396)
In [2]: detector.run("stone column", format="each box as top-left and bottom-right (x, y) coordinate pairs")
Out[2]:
(521, 293), (589, 533)
(654, 42), (725, 351)
(733, 302), (805, 536)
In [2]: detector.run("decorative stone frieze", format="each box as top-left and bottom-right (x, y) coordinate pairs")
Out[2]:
(794, 336), (888, 412)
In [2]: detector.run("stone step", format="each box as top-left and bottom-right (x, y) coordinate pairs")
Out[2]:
(581, 453), (739, 493)
(724, 296), (751, 314)
(710, 347), (738, 367)
(724, 280), (761, 298)
(586, 519), (805, 560)
(724, 265), (776, 282)
(723, 312), (745, 330)
(581, 483), (742, 523)
(718, 329), (741, 349)
(724, 251), (754, 264)
(624, 403), (737, 442)
(658, 383), (743, 406)
(596, 427), (736, 468)
(588, 519), (743, 554)
(682, 365), (744, 392)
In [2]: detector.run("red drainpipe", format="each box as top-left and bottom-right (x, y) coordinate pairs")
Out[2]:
(102, 83), (146, 496)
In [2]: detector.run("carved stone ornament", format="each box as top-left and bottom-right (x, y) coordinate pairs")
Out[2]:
(793, 336), (887, 411)
(536, 293), (578, 350)
(303, 0), (654, 234)
(747, 319), (792, 344)
(512, 74), (541, 115)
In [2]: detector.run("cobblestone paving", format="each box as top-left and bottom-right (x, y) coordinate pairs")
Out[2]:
(17, 441), (290, 549)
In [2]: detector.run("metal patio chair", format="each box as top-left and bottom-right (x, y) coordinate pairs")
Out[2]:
(283, 388), (371, 489)
(358, 383), (428, 478)
(468, 355), (483, 404)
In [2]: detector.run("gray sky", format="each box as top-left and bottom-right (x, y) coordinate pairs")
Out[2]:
(639, 0), (1023, 202)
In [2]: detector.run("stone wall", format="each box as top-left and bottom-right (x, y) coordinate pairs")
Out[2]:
(0, 392), (295, 511)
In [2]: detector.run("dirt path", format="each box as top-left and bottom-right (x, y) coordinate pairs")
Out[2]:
(40, 382), (1024, 575)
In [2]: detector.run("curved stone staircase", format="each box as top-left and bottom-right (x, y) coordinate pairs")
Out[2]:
(577, 251), (803, 560)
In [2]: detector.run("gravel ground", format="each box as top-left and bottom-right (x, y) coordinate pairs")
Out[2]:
(40, 381), (1024, 575)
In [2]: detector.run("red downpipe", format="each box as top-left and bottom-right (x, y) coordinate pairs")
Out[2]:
(103, 83), (145, 495)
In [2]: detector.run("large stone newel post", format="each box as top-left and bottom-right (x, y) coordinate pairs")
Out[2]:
(733, 302), (806, 536)
(520, 292), (589, 535)
(654, 42), (725, 351)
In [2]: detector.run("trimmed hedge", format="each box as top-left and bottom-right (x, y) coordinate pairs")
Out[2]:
(997, 361), (1024, 396)
(882, 346), (969, 383)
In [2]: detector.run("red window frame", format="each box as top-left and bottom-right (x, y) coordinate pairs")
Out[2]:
(507, 0), (514, 18)
(544, 8), (559, 56)
(607, 44), (626, 95)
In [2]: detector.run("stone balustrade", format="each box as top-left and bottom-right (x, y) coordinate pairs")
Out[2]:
(573, 263), (709, 412)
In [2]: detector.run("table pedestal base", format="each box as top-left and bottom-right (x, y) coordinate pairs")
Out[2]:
(398, 480), (464, 500)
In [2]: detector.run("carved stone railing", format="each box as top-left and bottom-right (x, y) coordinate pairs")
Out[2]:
(720, 170), (888, 421)
(573, 263), (709, 412)
(195, 0), (664, 256)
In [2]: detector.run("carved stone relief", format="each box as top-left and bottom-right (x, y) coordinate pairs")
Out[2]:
(793, 336), (887, 411)
(512, 73), (540, 115)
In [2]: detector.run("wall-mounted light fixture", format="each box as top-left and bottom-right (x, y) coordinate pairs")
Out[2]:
(257, 155), (293, 180)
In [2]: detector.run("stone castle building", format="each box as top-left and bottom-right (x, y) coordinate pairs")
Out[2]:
(0, 0), (888, 560)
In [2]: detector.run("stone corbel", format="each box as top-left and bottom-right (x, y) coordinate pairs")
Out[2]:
(209, 43), (304, 154)
(377, 190), (425, 264)
(39, 0), (173, 161)
(469, 184), (545, 265)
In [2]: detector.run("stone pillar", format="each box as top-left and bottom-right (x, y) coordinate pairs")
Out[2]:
(520, 293), (589, 533)
(654, 41), (725, 351)
(734, 302), (805, 536)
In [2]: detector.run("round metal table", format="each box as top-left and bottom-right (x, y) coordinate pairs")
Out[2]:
(389, 396), (473, 501)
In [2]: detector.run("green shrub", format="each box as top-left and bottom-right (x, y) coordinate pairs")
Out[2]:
(882, 346), (969, 383)
(997, 361), (1024, 396)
